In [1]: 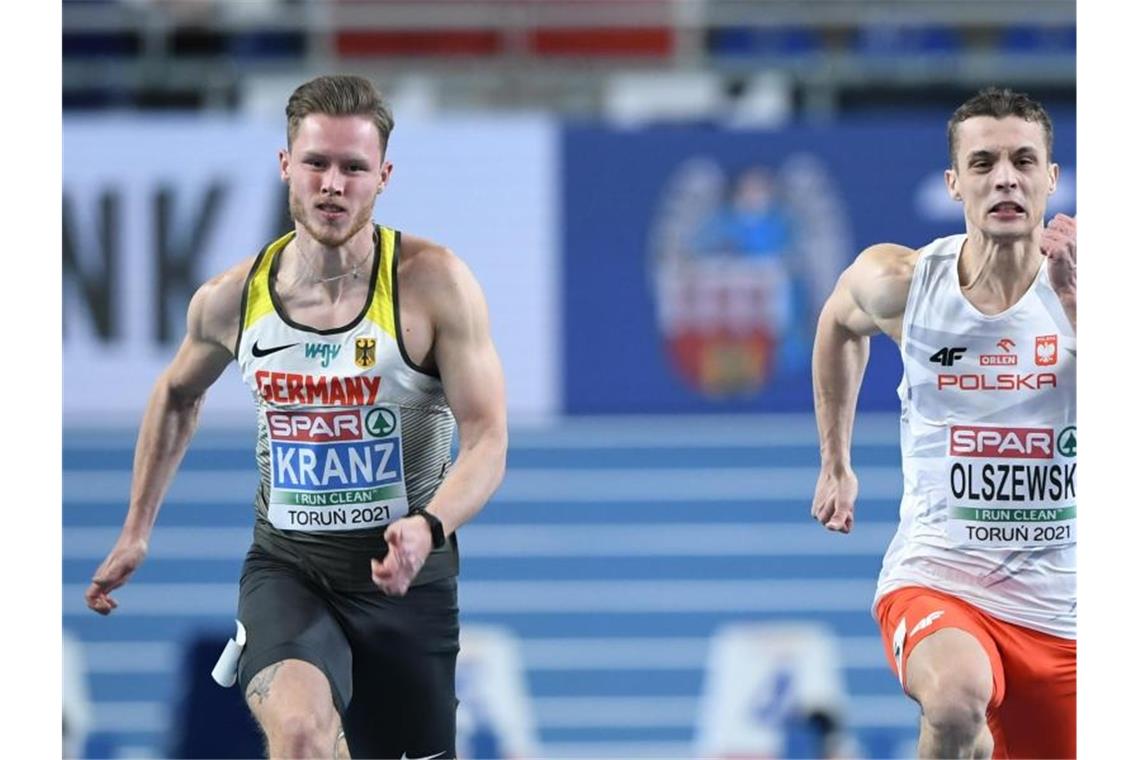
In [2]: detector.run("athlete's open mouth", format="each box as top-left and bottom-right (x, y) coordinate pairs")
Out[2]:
(317, 202), (347, 214)
(988, 201), (1026, 215)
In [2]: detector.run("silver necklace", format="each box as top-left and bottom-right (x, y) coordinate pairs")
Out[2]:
(313, 261), (363, 284)
(311, 250), (370, 284)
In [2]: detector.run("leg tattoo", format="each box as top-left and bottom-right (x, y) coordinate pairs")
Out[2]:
(245, 662), (284, 707)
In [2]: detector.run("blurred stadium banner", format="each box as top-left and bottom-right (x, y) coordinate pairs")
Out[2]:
(561, 116), (1075, 414)
(64, 114), (1073, 422)
(62, 116), (559, 426)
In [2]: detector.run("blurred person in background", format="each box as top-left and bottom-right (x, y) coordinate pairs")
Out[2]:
(809, 87), (1076, 758)
(692, 166), (795, 259)
(83, 73), (508, 759)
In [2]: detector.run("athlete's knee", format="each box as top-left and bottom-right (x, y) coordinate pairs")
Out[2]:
(918, 678), (990, 749)
(266, 709), (339, 758)
(925, 697), (986, 744)
(245, 659), (342, 757)
(907, 632), (993, 755)
(972, 723), (994, 759)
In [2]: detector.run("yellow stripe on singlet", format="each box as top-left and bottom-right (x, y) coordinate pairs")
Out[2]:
(243, 226), (396, 338)
(243, 231), (294, 331)
(366, 225), (397, 340)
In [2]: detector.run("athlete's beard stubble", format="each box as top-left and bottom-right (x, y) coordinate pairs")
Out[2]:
(288, 184), (378, 249)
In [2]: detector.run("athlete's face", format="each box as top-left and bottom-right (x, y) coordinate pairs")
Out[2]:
(280, 114), (392, 248)
(945, 116), (1059, 243)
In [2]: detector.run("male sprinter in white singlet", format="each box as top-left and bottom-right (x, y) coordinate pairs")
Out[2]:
(810, 88), (1076, 759)
(85, 75), (508, 759)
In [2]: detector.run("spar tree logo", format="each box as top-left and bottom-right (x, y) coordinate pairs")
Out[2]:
(365, 408), (397, 437)
(1057, 426), (1076, 458)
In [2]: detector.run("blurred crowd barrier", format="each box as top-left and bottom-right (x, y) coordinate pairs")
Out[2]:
(63, 0), (1074, 117)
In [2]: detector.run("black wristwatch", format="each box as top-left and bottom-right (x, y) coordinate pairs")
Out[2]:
(409, 507), (446, 549)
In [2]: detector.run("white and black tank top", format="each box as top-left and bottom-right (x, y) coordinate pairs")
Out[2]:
(235, 225), (457, 590)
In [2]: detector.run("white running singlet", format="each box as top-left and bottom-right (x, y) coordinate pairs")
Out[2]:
(874, 234), (1075, 639)
(236, 225), (455, 536)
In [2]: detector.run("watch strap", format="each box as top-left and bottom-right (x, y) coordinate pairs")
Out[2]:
(409, 507), (446, 549)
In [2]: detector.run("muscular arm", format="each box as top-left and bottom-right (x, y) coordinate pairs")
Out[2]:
(372, 248), (507, 595)
(86, 267), (244, 614)
(419, 251), (508, 535)
(811, 244), (914, 532)
(123, 286), (236, 538)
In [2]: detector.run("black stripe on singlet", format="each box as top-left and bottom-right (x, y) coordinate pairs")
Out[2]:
(392, 230), (442, 379)
(265, 227), (384, 336)
(233, 241), (273, 358)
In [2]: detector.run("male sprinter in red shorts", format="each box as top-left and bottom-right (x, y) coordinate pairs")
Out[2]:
(810, 88), (1076, 758)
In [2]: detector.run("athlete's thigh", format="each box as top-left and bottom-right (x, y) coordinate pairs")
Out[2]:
(244, 658), (342, 743)
(340, 576), (461, 759)
(236, 547), (354, 714)
(992, 629), (1076, 759)
(997, 688), (1074, 759)
(906, 627), (994, 707)
(343, 649), (458, 759)
(875, 586), (1005, 707)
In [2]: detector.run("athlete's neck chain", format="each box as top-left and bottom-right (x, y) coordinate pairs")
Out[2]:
(311, 257), (366, 284)
(308, 230), (376, 285)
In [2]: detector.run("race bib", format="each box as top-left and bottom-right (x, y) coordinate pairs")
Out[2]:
(945, 424), (1076, 548)
(265, 406), (410, 531)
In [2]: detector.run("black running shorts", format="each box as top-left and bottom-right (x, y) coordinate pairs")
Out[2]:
(235, 545), (460, 758)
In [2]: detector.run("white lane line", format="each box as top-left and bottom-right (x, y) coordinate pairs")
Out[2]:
(534, 696), (695, 727)
(64, 466), (903, 504)
(63, 583), (241, 616)
(63, 523), (897, 560)
(88, 694), (917, 735)
(531, 695), (919, 729)
(74, 636), (889, 674)
(459, 579), (879, 613)
(81, 642), (180, 673)
(65, 528), (251, 559)
(507, 413), (900, 448)
(63, 579), (878, 616)
(520, 635), (887, 670)
(92, 702), (168, 733)
(849, 695), (922, 727)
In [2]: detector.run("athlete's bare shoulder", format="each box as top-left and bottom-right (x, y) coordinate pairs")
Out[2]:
(398, 232), (463, 274)
(844, 243), (918, 323)
(396, 232), (492, 361)
(851, 243), (918, 288)
(188, 254), (260, 355)
(822, 243), (917, 341)
(397, 233), (480, 307)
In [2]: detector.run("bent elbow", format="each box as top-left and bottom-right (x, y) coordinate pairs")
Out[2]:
(160, 376), (207, 416)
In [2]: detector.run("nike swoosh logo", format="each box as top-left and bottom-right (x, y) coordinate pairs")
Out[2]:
(400, 753), (445, 760)
(251, 341), (299, 357)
